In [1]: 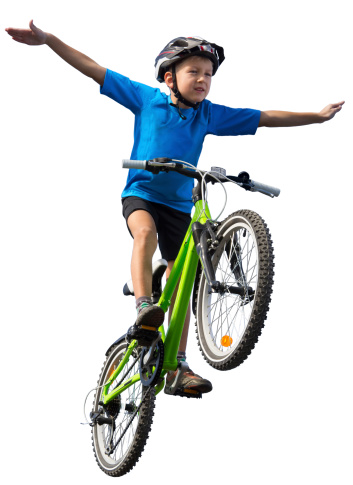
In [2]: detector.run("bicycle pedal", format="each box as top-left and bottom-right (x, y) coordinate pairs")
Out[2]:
(127, 306), (164, 346)
(126, 324), (160, 347)
(174, 388), (202, 399)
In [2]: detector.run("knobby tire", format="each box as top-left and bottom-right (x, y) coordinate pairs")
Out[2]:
(195, 210), (274, 370)
(91, 342), (155, 477)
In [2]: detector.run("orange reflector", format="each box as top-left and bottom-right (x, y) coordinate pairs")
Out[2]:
(184, 389), (198, 394)
(141, 325), (156, 331)
(221, 335), (233, 347)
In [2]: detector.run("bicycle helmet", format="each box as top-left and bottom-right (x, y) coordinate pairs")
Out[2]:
(155, 37), (225, 83)
(155, 37), (225, 117)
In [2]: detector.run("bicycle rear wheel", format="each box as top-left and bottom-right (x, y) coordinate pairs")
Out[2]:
(195, 210), (274, 370)
(91, 341), (155, 477)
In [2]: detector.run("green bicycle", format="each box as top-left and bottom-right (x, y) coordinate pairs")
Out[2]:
(89, 158), (279, 476)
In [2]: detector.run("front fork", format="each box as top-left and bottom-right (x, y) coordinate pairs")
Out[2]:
(191, 218), (253, 298)
(191, 219), (220, 292)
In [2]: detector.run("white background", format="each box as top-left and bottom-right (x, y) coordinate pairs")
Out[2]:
(1, 1), (352, 483)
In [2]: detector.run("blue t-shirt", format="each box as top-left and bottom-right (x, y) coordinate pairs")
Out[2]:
(101, 69), (261, 213)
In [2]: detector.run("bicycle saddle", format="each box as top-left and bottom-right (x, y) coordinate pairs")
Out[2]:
(123, 259), (168, 303)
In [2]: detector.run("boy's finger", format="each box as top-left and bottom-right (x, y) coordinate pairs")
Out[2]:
(29, 19), (40, 32)
(13, 37), (26, 43)
(5, 27), (24, 36)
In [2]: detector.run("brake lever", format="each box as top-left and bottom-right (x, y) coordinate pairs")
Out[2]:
(147, 157), (174, 174)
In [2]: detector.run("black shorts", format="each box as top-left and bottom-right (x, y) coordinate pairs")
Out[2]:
(122, 196), (191, 262)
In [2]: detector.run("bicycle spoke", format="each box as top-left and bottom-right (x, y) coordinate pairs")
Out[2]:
(198, 218), (263, 358)
(211, 295), (242, 348)
(212, 293), (225, 343)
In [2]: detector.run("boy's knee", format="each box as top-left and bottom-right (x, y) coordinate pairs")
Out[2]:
(134, 225), (157, 247)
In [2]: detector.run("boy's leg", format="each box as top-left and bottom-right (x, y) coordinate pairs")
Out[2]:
(164, 260), (212, 397)
(126, 209), (164, 335)
(127, 210), (157, 298)
(166, 261), (190, 353)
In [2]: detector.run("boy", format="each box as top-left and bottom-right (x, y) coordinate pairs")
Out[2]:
(5, 21), (344, 397)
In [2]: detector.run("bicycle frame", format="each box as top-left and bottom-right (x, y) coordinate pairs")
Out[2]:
(101, 199), (212, 404)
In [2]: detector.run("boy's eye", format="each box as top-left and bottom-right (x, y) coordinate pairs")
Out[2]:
(189, 70), (212, 76)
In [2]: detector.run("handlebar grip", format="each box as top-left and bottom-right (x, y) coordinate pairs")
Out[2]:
(251, 180), (281, 197)
(122, 159), (147, 170)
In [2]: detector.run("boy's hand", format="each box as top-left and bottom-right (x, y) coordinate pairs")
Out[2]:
(5, 20), (47, 46)
(319, 101), (345, 122)
(6, 20), (106, 85)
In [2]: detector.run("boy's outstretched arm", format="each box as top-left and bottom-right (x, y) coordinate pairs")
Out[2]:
(259, 102), (345, 127)
(5, 20), (106, 86)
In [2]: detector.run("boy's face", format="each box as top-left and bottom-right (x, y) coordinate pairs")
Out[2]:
(165, 56), (213, 108)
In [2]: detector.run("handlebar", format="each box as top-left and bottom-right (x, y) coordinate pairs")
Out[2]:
(122, 159), (147, 170)
(249, 180), (281, 198)
(122, 158), (280, 198)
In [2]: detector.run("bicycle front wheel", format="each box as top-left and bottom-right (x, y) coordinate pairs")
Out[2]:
(195, 210), (274, 370)
(91, 341), (155, 477)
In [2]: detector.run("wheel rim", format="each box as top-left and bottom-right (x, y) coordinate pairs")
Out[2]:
(200, 221), (259, 360)
(93, 347), (144, 469)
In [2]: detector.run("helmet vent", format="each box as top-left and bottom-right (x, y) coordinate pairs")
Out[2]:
(170, 39), (189, 47)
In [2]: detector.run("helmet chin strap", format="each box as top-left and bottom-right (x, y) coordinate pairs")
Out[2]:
(169, 64), (200, 120)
